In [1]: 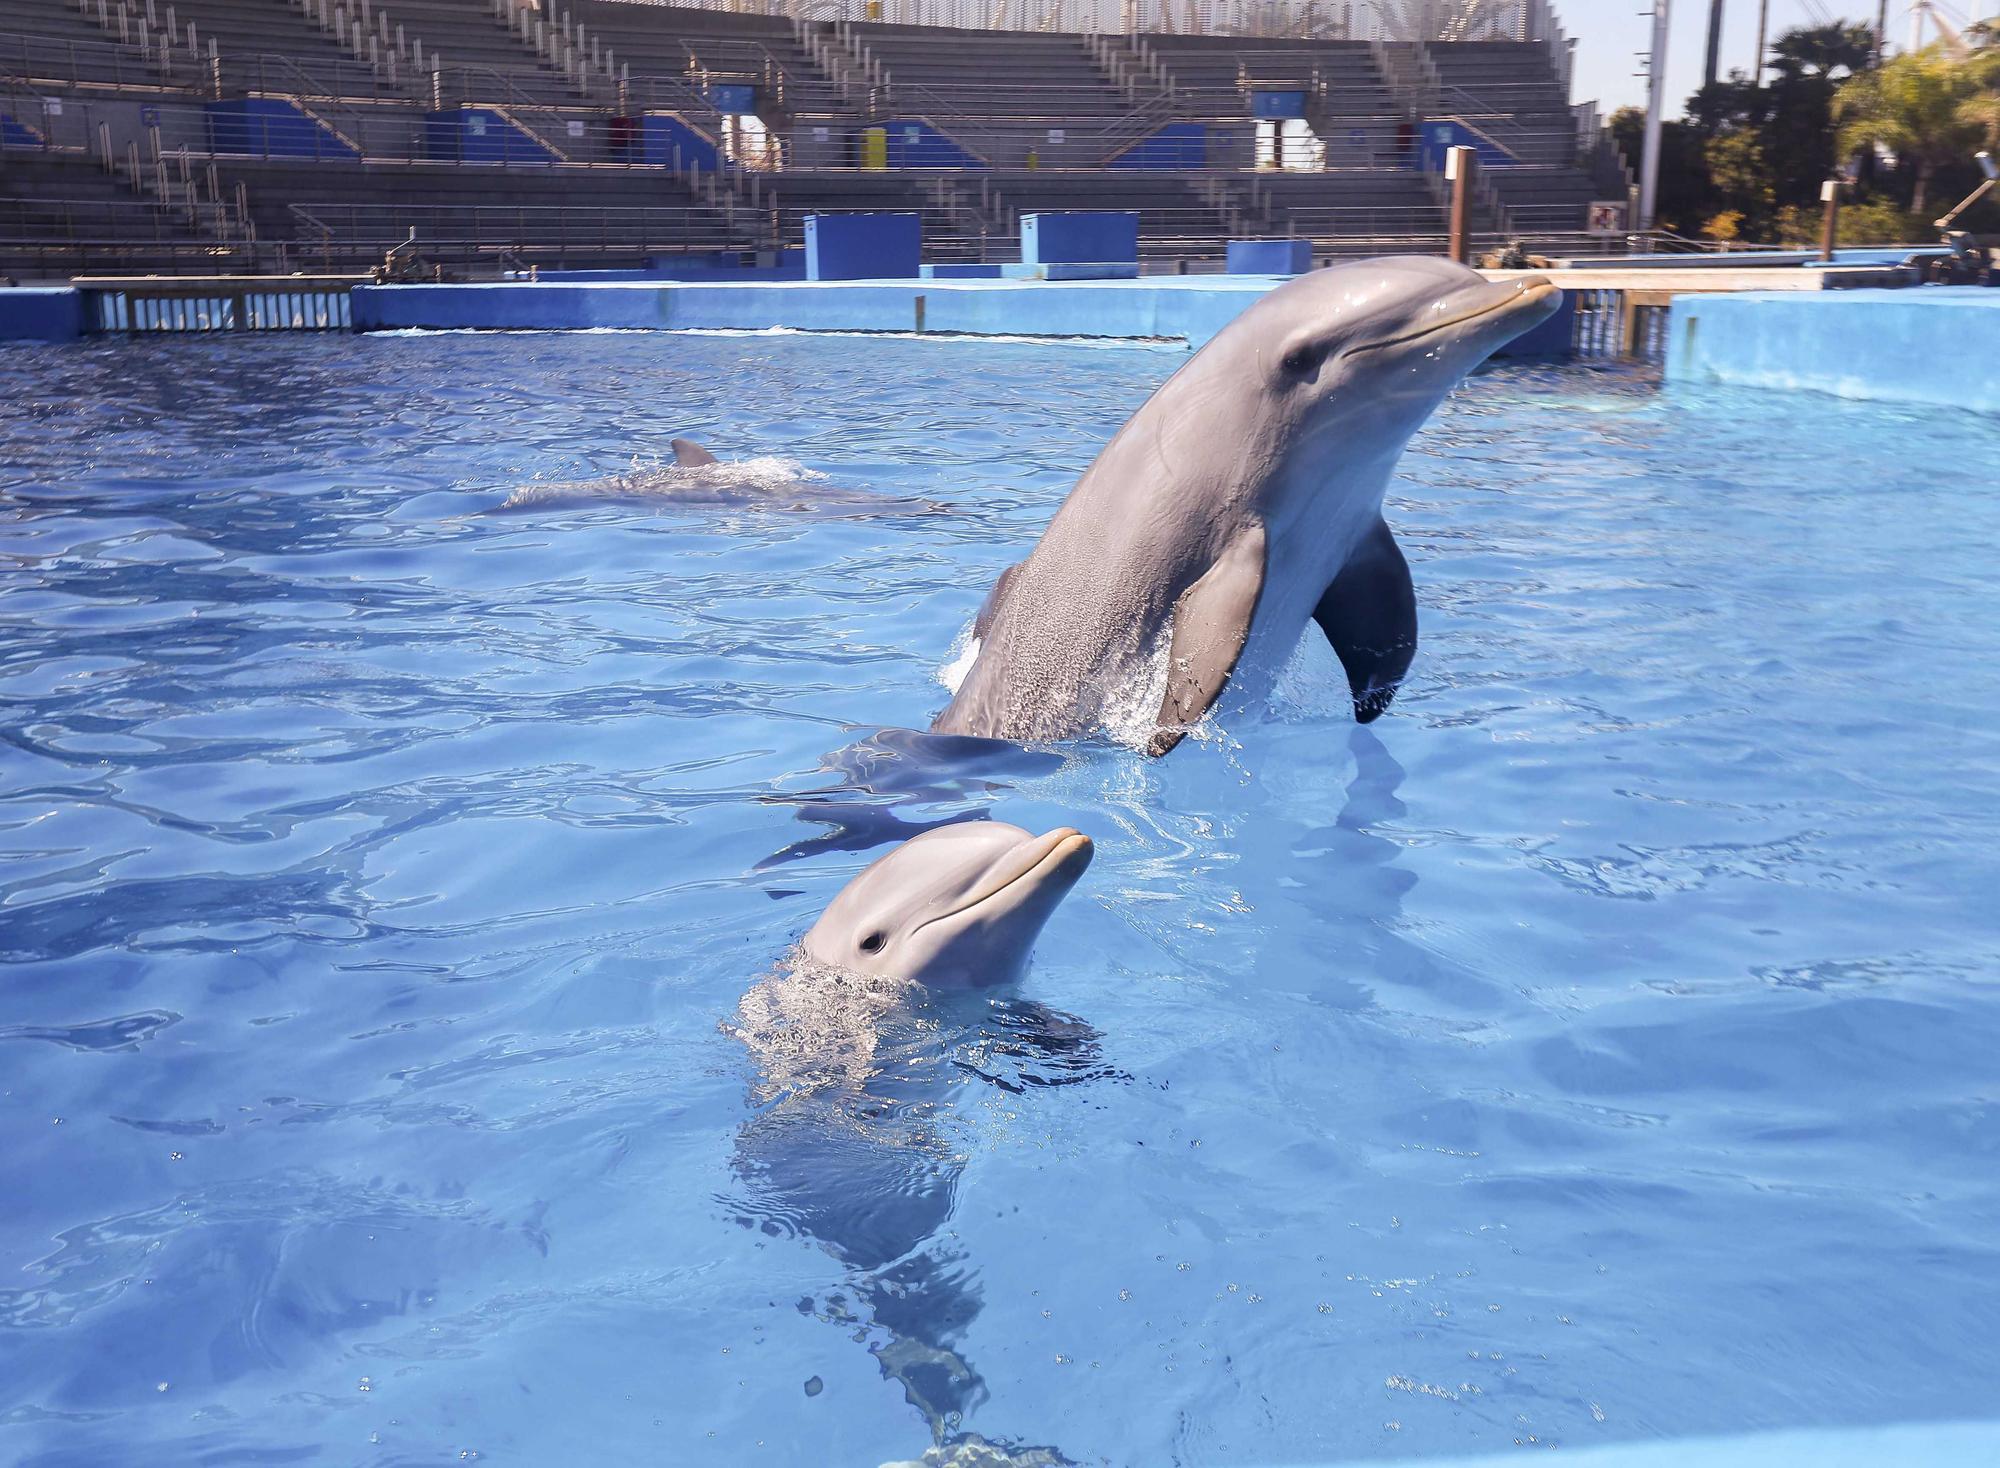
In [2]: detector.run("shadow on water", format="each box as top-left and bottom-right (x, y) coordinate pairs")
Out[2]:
(725, 969), (1115, 1462)
(754, 729), (1068, 872)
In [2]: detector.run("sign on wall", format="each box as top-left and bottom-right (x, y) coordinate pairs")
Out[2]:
(1587, 201), (1629, 234)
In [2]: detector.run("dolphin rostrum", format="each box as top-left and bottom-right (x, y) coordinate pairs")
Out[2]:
(933, 258), (1562, 754)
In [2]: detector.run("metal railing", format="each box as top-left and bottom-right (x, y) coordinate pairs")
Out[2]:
(0, 26), (187, 91)
(287, 199), (762, 267)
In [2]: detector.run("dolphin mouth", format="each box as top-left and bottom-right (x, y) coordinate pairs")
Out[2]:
(1350, 275), (1560, 355)
(912, 826), (1094, 932)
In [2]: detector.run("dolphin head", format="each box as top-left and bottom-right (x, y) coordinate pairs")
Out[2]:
(800, 821), (1094, 987)
(1177, 258), (1561, 506)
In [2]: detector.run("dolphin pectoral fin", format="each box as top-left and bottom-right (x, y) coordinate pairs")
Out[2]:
(670, 437), (719, 467)
(1314, 515), (1417, 724)
(1148, 524), (1267, 757)
(972, 562), (1021, 643)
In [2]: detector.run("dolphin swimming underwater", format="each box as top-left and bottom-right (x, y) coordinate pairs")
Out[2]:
(933, 257), (1562, 754)
(494, 435), (943, 517)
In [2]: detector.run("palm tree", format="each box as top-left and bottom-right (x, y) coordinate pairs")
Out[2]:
(1833, 43), (1993, 214)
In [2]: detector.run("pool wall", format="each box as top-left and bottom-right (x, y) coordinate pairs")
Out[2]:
(0, 286), (83, 342)
(1666, 287), (2000, 412)
(348, 275), (1579, 354)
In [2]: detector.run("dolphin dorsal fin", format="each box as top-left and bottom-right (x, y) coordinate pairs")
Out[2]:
(1148, 524), (1267, 757)
(1313, 515), (1417, 723)
(670, 437), (719, 467)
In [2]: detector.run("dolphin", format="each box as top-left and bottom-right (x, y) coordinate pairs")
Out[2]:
(728, 821), (1101, 1450)
(800, 820), (1093, 986)
(932, 257), (1562, 754)
(493, 435), (944, 517)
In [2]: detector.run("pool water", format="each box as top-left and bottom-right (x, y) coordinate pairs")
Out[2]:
(2, 332), (1997, 1467)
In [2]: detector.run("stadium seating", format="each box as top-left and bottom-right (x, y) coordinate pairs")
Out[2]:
(1, 1), (1605, 280)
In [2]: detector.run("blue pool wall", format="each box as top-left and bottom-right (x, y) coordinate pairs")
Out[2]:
(1666, 287), (2000, 412)
(0, 287), (83, 341)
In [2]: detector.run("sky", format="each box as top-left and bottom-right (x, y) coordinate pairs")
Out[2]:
(1560, 0), (1988, 117)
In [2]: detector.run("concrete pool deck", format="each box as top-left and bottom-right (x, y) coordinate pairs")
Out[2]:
(1666, 287), (2000, 412)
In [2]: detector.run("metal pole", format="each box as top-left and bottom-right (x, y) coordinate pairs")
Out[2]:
(1446, 144), (1473, 263)
(1703, 0), (1724, 88)
(1875, 0), (1888, 60)
(1819, 177), (1841, 261)
(1752, 0), (1769, 84)
(1639, 0), (1671, 232)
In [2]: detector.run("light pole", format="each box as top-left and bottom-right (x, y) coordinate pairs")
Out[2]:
(1639, 0), (1672, 232)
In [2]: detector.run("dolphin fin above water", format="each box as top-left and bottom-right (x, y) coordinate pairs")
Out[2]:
(1149, 523), (1267, 757)
(670, 436), (719, 467)
(1313, 514), (1418, 724)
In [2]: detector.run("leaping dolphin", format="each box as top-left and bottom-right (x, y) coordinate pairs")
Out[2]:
(933, 257), (1562, 754)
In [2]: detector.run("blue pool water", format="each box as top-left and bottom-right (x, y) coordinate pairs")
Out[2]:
(2, 332), (1998, 1467)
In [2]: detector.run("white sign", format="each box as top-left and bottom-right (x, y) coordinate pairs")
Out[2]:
(1047, 128), (1065, 144)
(813, 126), (830, 143)
(44, 97), (62, 116)
(1586, 200), (1628, 234)
(566, 119), (585, 138)
(468, 114), (487, 135)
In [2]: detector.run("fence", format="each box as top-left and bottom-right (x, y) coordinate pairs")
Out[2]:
(79, 273), (362, 330)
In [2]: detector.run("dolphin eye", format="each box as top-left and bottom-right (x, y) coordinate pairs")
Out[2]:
(859, 932), (886, 954)
(1280, 343), (1326, 378)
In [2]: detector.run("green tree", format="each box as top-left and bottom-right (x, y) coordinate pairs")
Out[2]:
(1834, 43), (1993, 214)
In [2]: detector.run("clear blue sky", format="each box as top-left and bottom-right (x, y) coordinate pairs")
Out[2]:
(1561, 0), (1975, 117)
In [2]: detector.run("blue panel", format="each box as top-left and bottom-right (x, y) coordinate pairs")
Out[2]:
(207, 98), (356, 160)
(805, 213), (921, 281)
(708, 83), (756, 115)
(1020, 212), (1139, 267)
(1250, 89), (1307, 119)
(0, 287), (83, 342)
(880, 118), (987, 169)
(1416, 117), (1518, 170)
(920, 263), (1006, 279)
(1, 112), (44, 148)
(1225, 239), (1313, 275)
(1666, 287), (2000, 412)
(639, 113), (721, 172)
(1491, 291), (1575, 358)
(1108, 123), (1209, 169)
(421, 108), (557, 165)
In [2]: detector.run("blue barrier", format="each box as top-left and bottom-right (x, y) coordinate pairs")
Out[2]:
(1416, 118), (1517, 170)
(639, 113), (720, 172)
(1107, 122), (1212, 169)
(805, 213), (921, 281)
(423, 108), (558, 165)
(880, 118), (987, 169)
(208, 98), (356, 160)
(1, 111), (43, 148)
(1666, 287), (2000, 412)
(1021, 211), (1139, 268)
(708, 83), (756, 114)
(1250, 90), (1307, 120)
(1226, 239), (1314, 275)
(1493, 291), (1576, 358)
(0, 287), (83, 342)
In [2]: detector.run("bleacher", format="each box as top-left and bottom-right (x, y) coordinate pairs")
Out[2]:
(1, 0), (1604, 281)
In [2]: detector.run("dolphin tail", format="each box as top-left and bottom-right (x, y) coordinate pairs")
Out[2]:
(1314, 514), (1418, 723)
(670, 437), (720, 467)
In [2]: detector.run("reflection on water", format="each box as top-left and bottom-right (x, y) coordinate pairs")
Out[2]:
(729, 960), (1115, 1458)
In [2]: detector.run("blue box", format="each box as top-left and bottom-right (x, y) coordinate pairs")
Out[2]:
(805, 213), (921, 281)
(1250, 90), (1307, 120)
(709, 83), (756, 115)
(1020, 212), (1139, 268)
(0, 287), (83, 342)
(423, 108), (558, 165)
(1226, 239), (1313, 275)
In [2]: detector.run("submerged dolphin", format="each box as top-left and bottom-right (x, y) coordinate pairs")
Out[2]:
(934, 257), (1562, 754)
(495, 435), (943, 517)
